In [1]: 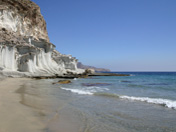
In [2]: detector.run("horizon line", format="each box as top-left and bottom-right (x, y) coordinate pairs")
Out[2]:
(108, 71), (176, 72)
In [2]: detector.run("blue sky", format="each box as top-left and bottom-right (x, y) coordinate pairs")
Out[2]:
(32, 0), (176, 71)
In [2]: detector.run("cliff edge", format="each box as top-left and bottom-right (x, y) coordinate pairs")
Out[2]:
(0, 0), (84, 77)
(0, 0), (49, 41)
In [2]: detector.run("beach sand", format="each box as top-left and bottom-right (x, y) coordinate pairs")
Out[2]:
(0, 78), (83, 132)
(1, 75), (176, 132)
(0, 78), (45, 132)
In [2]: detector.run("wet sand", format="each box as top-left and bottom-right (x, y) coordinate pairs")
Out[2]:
(0, 78), (84, 132)
(0, 78), (45, 132)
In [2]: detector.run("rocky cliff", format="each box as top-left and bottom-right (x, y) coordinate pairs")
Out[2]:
(0, 0), (84, 77)
(0, 0), (49, 41)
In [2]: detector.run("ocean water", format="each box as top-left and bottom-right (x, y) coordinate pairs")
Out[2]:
(20, 72), (176, 132)
(60, 72), (176, 109)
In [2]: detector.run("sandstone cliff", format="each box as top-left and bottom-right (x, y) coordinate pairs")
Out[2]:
(0, 0), (84, 77)
(0, 0), (49, 41)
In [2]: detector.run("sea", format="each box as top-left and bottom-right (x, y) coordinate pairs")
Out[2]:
(20, 72), (176, 132)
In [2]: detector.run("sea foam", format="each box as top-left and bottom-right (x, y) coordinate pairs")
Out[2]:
(60, 87), (176, 110)
(61, 87), (93, 95)
(120, 96), (176, 109)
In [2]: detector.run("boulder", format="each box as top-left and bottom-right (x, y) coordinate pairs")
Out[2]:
(58, 80), (72, 84)
(85, 69), (95, 74)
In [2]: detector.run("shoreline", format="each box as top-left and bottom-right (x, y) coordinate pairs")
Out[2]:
(31, 72), (130, 80)
(0, 74), (176, 132)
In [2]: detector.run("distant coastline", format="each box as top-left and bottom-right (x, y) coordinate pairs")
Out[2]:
(77, 62), (110, 72)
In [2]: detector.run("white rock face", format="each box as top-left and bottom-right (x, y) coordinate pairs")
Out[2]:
(0, 45), (17, 71)
(0, 0), (84, 77)
(0, 38), (84, 77)
(0, 7), (48, 41)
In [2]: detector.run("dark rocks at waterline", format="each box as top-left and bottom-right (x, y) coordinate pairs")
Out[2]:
(52, 80), (72, 85)
(32, 76), (58, 79)
(88, 73), (130, 76)
(58, 80), (72, 84)
(31, 74), (79, 79)
(31, 72), (130, 80)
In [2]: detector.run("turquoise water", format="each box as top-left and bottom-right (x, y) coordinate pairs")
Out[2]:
(20, 72), (176, 132)
(60, 72), (176, 109)
(55, 72), (176, 131)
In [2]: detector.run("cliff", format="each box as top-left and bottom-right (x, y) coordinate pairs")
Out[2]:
(0, 0), (49, 41)
(77, 62), (111, 72)
(0, 0), (84, 77)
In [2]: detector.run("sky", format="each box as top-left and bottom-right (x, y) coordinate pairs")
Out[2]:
(32, 0), (176, 71)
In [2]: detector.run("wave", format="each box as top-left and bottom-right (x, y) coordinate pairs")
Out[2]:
(61, 86), (109, 95)
(86, 86), (109, 91)
(61, 87), (93, 95)
(95, 93), (176, 109)
(60, 87), (176, 110)
(120, 96), (176, 110)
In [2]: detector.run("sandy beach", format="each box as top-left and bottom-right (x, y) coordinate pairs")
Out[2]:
(0, 78), (82, 132)
(0, 78), (45, 132)
(0, 75), (176, 132)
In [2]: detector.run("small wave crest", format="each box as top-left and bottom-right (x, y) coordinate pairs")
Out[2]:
(94, 93), (176, 109)
(130, 74), (135, 76)
(60, 87), (176, 110)
(120, 96), (176, 109)
(61, 87), (93, 95)
(60, 85), (110, 96)
(86, 86), (109, 91)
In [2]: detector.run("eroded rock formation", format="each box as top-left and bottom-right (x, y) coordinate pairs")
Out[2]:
(0, 0), (49, 41)
(0, 0), (84, 77)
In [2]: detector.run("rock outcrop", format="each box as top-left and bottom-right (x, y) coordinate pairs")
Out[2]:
(0, 0), (49, 41)
(0, 0), (84, 77)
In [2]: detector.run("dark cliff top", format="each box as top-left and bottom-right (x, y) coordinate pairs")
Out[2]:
(0, 0), (49, 42)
